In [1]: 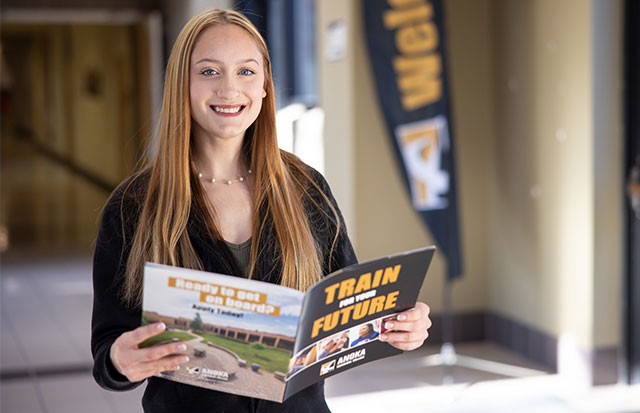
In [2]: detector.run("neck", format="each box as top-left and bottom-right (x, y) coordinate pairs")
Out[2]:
(192, 133), (247, 178)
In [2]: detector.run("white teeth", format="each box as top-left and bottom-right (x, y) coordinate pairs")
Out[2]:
(213, 106), (242, 113)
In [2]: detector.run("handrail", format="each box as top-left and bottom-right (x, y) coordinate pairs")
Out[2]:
(11, 128), (117, 194)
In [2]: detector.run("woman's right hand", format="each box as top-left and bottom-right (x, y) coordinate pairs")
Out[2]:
(109, 322), (190, 382)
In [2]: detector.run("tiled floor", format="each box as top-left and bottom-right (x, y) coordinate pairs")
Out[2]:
(1, 253), (639, 413)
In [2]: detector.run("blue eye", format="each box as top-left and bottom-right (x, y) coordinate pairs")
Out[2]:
(239, 68), (255, 76)
(201, 68), (218, 76)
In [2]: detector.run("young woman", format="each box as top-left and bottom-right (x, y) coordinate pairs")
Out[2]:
(91, 8), (432, 412)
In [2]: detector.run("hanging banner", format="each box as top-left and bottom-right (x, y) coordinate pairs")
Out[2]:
(363, 0), (463, 279)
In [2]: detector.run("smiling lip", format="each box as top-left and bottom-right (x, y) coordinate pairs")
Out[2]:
(210, 104), (246, 117)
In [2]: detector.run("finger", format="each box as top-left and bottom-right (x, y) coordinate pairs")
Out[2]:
(146, 353), (190, 376)
(116, 323), (167, 348)
(123, 322), (167, 346)
(383, 318), (431, 332)
(136, 341), (188, 363)
(380, 329), (428, 344)
(122, 354), (190, 382)
(396, 302), (430, 322)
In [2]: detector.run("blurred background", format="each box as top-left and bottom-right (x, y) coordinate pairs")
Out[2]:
(1, 0), (639, 412)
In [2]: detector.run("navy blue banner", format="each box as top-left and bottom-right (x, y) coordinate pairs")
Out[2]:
(363, 0), (463, 279)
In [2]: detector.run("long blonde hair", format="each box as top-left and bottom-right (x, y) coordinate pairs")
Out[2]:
(121, 9), (339, 306)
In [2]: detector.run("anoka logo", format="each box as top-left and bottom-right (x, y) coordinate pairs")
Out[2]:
(395, 115), (450, 211)
(336, 348), (366, 368)
(201, 368), (229, 381)
(320, 360), (336, 376)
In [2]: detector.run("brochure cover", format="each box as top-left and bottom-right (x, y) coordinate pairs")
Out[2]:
(140, 246), (435, 402)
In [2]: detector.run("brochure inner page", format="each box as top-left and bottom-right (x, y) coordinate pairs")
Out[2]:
(140, 263), (304, 402)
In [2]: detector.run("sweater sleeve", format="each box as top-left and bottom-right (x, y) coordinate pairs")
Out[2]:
(91, 183), (145, 391)
(307, 168), (358, 274)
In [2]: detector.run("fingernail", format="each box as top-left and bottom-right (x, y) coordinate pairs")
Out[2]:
(385, 322), (394, 329)
(397, 314), (407, 321)
(180, 356), (189, 363)
(177, 344), (187, 351)
(156, 322), (166, 331)
(380, 334), (387, 341)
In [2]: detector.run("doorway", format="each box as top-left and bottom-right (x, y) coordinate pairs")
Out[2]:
(0, 16), (158, 252)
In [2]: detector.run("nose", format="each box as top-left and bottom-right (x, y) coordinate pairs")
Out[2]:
(217, 75), (240, 100)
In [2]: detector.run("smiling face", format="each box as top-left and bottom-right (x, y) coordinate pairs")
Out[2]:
(359, 325), (372, 338)
(189, 24), (266, 143)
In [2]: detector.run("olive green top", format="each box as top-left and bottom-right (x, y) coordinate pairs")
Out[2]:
(224, 238), (252, 277)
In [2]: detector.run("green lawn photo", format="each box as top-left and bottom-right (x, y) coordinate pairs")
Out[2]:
(139, 330), (197, 347)
(199, 332), (291, 374)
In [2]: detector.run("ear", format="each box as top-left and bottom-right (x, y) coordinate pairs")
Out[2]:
(262, 89), (267, 98)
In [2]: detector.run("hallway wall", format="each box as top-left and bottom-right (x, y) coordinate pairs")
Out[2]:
(317, 0), (624, 384)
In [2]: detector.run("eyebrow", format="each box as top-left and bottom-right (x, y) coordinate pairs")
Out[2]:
(194, 58), (260, 65)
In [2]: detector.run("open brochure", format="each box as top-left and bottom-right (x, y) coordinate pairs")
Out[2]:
(140, 246), (435, 402)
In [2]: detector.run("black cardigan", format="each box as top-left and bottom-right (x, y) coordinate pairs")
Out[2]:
(91, 168), (357, 413)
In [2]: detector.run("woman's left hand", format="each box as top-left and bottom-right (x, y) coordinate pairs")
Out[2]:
(379, 301), (432, 351)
